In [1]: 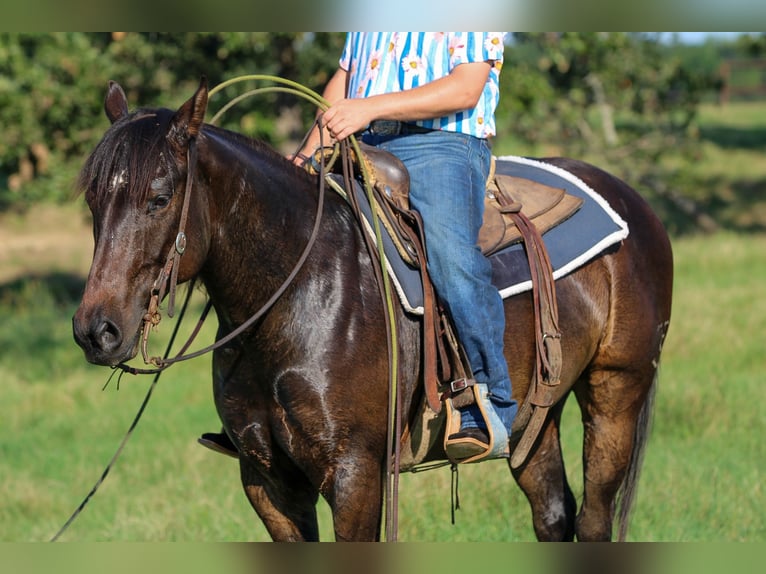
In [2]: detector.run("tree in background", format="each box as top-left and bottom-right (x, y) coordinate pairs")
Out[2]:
(735, 33), (766, 57)
(0, 33), (740, 233)
(0, 32), (344, 209)
(497, 32), (721, 232)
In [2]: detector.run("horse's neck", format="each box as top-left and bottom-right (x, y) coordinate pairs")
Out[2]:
(197, 131), (330, 324)
(203, 128), (311, 226)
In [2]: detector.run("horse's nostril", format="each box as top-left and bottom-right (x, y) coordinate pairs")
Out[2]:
(94, 318), (122, 353)
(73, 309), (130, 365)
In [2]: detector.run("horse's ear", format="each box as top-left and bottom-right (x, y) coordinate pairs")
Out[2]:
(104, 81), (129, 124)
(170, 77), (208, 144)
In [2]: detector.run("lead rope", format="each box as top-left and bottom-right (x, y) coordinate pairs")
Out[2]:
(125, 76), (335, 373)
(344, 137), (402, 541)
(337, 136), (401, 541)
(180, 77), (403, 541)
(63, 75), (401, 541)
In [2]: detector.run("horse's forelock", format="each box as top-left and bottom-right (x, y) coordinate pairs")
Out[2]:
(79, 108), (176, 210)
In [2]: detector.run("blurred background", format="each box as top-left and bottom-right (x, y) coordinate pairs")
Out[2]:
(1, 32), (764, 543)
(2, 32), (765, 232)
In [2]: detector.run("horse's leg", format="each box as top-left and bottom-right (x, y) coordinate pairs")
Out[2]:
(573, 366), (654, 541)
(324, 453), (383, 541)
(239, 455), (320, 541)
(511, 402), (577, 541)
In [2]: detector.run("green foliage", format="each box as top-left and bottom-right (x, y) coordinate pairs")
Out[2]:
(499, 33), (719, 143)
(0, 32), (344, 211)
(735, 32), (766, 57)
(495, 33), (738, 235)
(0, 32), (762, 236)
(0, 34), (107, 205)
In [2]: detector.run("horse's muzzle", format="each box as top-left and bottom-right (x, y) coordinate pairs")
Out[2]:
(72, 309), (138, 366)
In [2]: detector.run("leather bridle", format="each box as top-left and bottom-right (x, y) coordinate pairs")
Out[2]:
(119, 128), (328, 375)
(113, 118), (402, 541)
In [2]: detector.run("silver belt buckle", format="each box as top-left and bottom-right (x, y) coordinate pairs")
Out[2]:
(369, 120), (401, 135)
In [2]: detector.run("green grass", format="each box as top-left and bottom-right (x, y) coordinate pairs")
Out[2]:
(634, 232), (765, 541)
(1, 232), (763, 542)
(2, 101), (765, 542)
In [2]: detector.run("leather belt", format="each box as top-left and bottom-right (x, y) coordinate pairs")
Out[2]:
(367, 120), (434, 136)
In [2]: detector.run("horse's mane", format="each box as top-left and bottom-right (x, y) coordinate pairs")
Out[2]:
(78, 107), (309, 211)
(78, 108), (176, 210)
(200, 122), (305, 175)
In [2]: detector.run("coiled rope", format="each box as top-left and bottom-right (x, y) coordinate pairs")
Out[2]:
(51, 74), (401, 542)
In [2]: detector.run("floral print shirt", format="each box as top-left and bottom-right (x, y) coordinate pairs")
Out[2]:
(339, 32), (506, 138)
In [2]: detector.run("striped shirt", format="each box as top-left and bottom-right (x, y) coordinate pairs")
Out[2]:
(339, 32), (506, 138)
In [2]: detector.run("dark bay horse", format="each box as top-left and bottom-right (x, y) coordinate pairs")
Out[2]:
(73, 79), (673, 541)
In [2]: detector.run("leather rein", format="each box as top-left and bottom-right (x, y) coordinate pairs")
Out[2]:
(60, 77), (402, 543)
(117, 126), (329, 376)
(111, 83), (402, 540)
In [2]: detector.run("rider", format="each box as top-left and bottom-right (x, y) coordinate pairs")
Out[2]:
(199, 32), (517, 460)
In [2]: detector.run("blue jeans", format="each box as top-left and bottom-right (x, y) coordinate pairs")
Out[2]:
(362, 129), (517, 433)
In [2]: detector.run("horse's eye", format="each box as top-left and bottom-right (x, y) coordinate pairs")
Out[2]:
(149, 195), (171, 212)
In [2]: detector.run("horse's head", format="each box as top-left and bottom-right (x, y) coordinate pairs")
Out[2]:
(73, 79), (210, 366)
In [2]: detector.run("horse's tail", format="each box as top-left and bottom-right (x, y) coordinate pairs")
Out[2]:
(615, 370), (658, 541)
